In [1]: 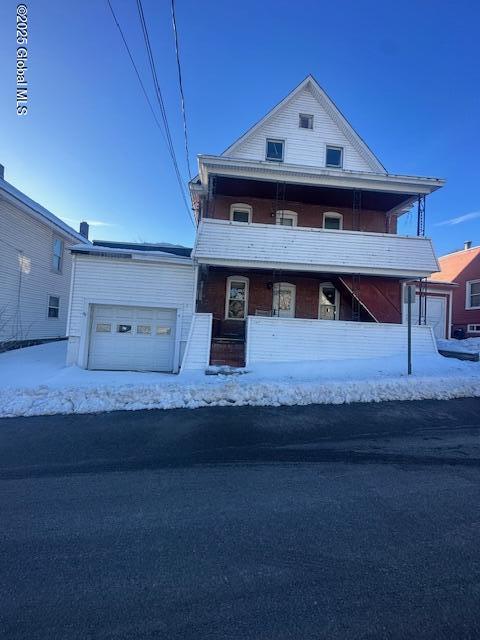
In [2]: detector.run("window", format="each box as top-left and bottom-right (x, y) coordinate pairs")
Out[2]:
(323, 212), (343, 230)
(225, 276), (249, 320)
(266, 138), (284, 162)
(48, 295), (60, 318)
(96, 323), (111, 332)
(156, 326), (172, 335)
(117, 324), (132, 333)
(230, 203), (252, 223)
(275, 210), (298, 227)
(299, 113), (313, 129)
(467, 324), (480, 333)
(325, 145), (343, 168)
(52, 237), (64, 272)
(466, 280), (480, 309)
(137, 325), (152, 335)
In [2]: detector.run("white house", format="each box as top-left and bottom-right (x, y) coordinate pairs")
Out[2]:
(0, 167), (90, 346)
(67, 75), (445, 373)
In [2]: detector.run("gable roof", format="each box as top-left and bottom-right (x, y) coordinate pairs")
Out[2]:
(0, 176), (89, 244)
(221, 75), (386, 174)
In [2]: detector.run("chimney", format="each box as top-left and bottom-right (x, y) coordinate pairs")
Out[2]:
(0, 164), (4, 179)
(79, 221), (89, 240)
(464, 240), (472, 251)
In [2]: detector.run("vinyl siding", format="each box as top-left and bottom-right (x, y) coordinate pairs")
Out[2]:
(246, 316), (438, 364)
(194, 220), (439, 278)
(0, 199), (78, 342)
(227, 86), (376, 172)
(68, 256), (195, 355)
(180, 313), (213, 371)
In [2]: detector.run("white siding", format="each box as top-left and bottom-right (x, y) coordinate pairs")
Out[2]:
(68, 255), (195, 367)
(180, 313), (212, 371)
(194, 220), (439, 278)
(0, 199), (77, 342)
(227, 86), (375, 172)
(246, 316), (438, 364)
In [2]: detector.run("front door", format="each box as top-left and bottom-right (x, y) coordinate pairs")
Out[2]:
(319, 283), (339, 320)
(273, 283), (296, 318)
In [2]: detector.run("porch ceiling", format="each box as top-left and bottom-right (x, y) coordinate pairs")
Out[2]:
(213, 176), (414, 214)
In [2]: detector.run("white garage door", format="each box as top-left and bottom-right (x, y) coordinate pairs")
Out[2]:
(404, 295), (447, 339)
(88, 305), (177, 372)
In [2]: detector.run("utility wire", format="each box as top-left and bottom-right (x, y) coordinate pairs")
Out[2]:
(106, 0), (195, 226)
(135, 0), (193, 223)
(170, 0), (192, 181)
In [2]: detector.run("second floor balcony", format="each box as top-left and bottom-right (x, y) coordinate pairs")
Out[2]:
(193, 218), (439, 279)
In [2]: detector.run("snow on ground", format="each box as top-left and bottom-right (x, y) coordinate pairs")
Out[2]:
(0, 341), (479, 418)
(437, 337), (480, 354)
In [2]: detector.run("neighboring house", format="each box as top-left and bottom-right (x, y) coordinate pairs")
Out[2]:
(0, 166), (90, 345)
(67, 75), (445, 373)
(430, 241), (480, 337)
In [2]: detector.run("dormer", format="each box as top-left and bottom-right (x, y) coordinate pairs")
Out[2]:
(221, 75), (386, 174)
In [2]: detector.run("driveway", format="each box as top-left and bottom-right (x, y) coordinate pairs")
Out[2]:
(1, 398), (480, 639)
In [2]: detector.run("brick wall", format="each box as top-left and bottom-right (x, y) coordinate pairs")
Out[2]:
(208, 195), (397, 234)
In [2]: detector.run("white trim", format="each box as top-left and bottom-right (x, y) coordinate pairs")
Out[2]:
(467, 324), (480, 333)
(318, 282), (340, 320)
(272, 282), (296, 318)
(229, 203), (253, 223)
(466, 279), (480, 310)
(323, 211), (343, 230)
(198, 155), (444, 197)
(225, 276), (249, 320)
(325, 145), (343, 169)
(275, 210), (298, 226)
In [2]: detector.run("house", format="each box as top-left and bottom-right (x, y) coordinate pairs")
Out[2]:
(0, 166), (90, 347)
(67, 75), (444, 373)
(430, 241), (480, 338)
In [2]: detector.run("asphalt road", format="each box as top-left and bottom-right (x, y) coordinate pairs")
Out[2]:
(1, 398), (480, 639)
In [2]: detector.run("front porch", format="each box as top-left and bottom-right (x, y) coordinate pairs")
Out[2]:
(196, 266), (403, 366)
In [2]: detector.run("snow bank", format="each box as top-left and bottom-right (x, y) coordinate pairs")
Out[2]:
(0, 342), (479, 418)
(437, 338), (480, 354)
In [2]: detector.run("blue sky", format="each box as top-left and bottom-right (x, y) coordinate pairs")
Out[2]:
(0, 0), (479, 255)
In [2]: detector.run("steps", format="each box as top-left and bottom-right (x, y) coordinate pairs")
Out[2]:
(210, 340), (245, 367)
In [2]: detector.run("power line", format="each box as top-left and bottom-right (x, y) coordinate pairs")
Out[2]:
(106, 0), (195, 227)
(170, 0), (192, 181)
(135, 0), (192, 211)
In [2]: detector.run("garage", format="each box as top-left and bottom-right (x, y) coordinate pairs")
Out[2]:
(403, 286), (451, 340)
(88, 304), (177, 372)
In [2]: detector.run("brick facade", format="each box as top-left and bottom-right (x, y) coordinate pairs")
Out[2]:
(208, 195), (397, 234)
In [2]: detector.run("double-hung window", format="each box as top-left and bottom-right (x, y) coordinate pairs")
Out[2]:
(48, 296), (60, 318)
(466, 280), (480, 309)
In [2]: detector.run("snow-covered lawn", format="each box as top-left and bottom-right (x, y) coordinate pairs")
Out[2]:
(0, 341), (479, 418)
(437, 337), (480, 354)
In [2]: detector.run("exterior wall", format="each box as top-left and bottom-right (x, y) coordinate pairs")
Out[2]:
(0, 198), (78, 342)
(227, 86), (376, 173)
(198, 268), (401, 327)
(180, 313), (213, 371)
(431, 247), (480, 337)
(67, 254), (195, 368)
(246, 316), (438, 364)
(210, 195), (396, 234)
(194, 219), (439, 279)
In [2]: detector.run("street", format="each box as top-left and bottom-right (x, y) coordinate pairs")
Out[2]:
(1, 398), (480, 639)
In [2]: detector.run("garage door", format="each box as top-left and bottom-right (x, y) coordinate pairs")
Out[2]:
(88, 305), (177, 372)
(404, 295), (447, 339)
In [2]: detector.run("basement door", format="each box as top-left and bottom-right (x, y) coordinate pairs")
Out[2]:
(88, 305), (177, 372)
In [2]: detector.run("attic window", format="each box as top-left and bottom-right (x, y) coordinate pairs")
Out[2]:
(266, 139), (284, 162)
(326, 145), (343, 168)
(299, 114), (313, 129)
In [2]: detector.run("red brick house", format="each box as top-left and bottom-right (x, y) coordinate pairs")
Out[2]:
(187, 76), (445, 367)
(430, 242), (480, 338)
